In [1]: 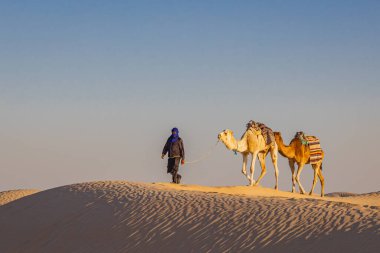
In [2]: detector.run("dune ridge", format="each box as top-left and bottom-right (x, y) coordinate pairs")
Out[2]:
(0, 181), (379, 253)
(0, 189), (39, 206)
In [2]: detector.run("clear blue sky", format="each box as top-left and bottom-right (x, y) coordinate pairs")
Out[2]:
(1, 0), (379, 193)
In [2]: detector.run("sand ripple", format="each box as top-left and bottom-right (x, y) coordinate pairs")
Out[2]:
(0, 181), (379, 253)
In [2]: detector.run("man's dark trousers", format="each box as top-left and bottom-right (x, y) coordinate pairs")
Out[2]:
(167, 157), (181, 183)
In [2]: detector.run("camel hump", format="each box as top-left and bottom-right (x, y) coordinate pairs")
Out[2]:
(306, 136), (318, 141)
(295, 132), (320, 145)
(294, 133), (323, 164)
(249, 127), (262, 136)
(246, 120), (275, 146)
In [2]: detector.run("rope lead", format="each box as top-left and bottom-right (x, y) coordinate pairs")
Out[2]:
(184, 140), (220, 165)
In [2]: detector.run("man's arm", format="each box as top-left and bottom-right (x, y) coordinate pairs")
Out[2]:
(162, 139), (169, 158)
(179, 139), (185, 161)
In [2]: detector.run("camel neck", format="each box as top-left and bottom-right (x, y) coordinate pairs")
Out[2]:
(277, 136), (295, 158)
(231, 132), (248, 153)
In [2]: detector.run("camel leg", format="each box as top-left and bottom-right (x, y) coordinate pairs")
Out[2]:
(249, 152), (259, 186)
(309, 164), (318, 196)
(270, 144), (279, 190)
(317, 164), (325, 197)
(255, 152), (267, 186)
(289, 159), (296, 193)
(241, 154), (250, 182)
(296, 163), (306, 194)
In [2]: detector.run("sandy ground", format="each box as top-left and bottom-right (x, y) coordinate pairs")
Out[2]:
(0, 181), (379, 253)
(0, 189), (39, 206)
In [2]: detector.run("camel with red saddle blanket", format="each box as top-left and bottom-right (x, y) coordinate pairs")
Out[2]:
(274, 132), (325, 197)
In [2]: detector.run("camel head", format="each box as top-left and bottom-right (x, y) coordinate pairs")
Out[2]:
(218, 129), (235, 148)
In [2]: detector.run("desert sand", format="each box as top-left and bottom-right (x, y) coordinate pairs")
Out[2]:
(0, 181), (379, 253)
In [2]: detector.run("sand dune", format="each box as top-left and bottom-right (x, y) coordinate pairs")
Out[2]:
(0, 189), (39, 206)
(325, 191), (380, 207)
(0, 181), (379, 253)
(326, 192), (359, 197)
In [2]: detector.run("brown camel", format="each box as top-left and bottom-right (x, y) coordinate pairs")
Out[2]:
(274, 132), (325, 197)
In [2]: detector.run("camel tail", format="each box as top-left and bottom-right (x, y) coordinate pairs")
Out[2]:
(320, 163), (323, 171)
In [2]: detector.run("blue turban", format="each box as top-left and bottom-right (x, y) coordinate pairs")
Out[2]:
(170, 128), (179, 143)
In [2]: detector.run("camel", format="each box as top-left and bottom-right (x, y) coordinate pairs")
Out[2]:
(274, 132), (325, 197)
(218, 128), (279, 189)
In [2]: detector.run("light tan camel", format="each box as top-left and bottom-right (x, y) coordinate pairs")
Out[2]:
(218, 129), (279, 189)
(274, 132), (325, 197)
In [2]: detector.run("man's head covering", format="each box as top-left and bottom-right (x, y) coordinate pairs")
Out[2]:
(170, 127), (179, 143)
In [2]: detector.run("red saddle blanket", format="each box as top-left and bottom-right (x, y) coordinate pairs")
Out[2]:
(305, 136), (323, 164)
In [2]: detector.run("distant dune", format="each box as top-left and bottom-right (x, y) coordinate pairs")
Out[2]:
(326, 191), (380, 197)
(325, 192), (359, 197)
(0, 189), (39, 206)
(0, 181), (379, 253)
